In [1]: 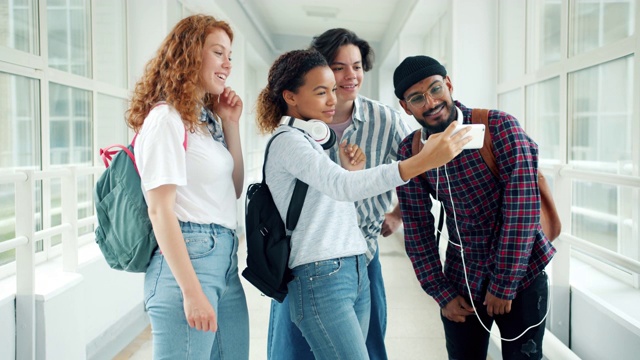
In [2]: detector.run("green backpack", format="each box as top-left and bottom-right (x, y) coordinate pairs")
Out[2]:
(94, 131), (187, 272)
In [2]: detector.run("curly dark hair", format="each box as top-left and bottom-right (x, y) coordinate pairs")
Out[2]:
(255, 49), (328, 134)
(126, 15), (233, 133)
(309, 28), (374, 71)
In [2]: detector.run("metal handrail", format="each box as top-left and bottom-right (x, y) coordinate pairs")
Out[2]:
(562, 233), (640, 275)
(0, 172), (28, 185)
(0, 236), (29, 254)
(558, 167), (640, 188)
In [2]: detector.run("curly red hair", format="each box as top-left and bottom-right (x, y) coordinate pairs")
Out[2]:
(127, 15), (233, 132)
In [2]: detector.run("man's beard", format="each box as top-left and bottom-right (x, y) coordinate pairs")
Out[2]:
(417, 100), (457, 134)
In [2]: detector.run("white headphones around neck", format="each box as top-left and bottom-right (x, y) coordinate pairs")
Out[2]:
(279, 116), (337, 149)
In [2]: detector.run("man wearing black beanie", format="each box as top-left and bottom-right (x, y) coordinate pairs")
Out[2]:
(393, 55), (556, 360)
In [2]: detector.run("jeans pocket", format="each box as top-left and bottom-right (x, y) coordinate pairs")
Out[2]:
(310, 259), (342, 281)
(288, 277), (304, 325)
(184, 233), (216, 259)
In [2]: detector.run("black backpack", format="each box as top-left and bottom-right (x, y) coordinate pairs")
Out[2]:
(242, 132), (308, 303)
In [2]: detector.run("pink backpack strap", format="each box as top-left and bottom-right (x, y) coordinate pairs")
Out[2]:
(99, 144), (136, 169)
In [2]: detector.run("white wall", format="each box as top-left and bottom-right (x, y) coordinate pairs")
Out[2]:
(450, 0), (497, 109)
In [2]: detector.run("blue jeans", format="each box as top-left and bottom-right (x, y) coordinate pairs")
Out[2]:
(144, 222), (249, 360)
(366, 249), (388, 359)
(268, 251), (387, 360)
(282, 255), (371, 359)
(441, 271), (548, 360)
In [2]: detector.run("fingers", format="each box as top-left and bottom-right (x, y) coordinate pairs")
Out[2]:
(188, 313), (218, 332)
(219, 87), (242, 107)
(342, 142), (363, 165)
(459, 297), (475, 313)
(441, 120), (459, 137)
(441, 308), (467, 323)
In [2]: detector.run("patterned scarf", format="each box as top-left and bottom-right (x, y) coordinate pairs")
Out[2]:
(199, 107), (227, 148)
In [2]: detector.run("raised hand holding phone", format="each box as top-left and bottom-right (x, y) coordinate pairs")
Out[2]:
(422, 123), (484, 150)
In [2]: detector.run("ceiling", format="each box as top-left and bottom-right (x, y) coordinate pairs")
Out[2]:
(235, 0), (449, 56)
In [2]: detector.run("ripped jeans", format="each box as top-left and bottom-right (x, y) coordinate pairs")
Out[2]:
(441, 271), (548, 360)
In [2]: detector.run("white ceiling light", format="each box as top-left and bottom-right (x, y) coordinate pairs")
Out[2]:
(303, 6), (340, 19)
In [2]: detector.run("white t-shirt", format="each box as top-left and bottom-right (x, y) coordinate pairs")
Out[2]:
(135, 104), (237, 229)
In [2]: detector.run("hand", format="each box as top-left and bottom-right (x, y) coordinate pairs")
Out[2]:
(183, 289), (218, 332)
(381, 212), (402, 237)
(420, 121), (472, 168)
(213, 86), (243, 125)
(484, 291), (512, 317)
(338, 140), (366, 171)
(441, 295), (475, 323)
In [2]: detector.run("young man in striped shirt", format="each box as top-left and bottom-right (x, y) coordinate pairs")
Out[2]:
(267, 29), (410, 360)
(393, 55), (556, 360)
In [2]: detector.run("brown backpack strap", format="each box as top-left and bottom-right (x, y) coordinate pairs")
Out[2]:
(411, 130), (423, 163)
(471, 109), (499, 179)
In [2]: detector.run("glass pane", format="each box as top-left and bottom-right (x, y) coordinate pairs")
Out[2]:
(0, 0), (39, 53)
(94, 0), (127, 87)
(0, 183), (16, 265)
(0, 72), (41, 169)
(527, 0), (561, 71)
(47, 0), (91, 77)
(526, 77), (561, 162)
(570, 0), (635, 56)
(572, 181), (638, 261)
(497, 89), (523, 128)
(50, 179), (62, 247)
(569, 56), (634, 174)
(498, 0), (525, 82)
(96, 94), (128, 149)
(49, 83), (92, 166)
(77, 174), (94, 236)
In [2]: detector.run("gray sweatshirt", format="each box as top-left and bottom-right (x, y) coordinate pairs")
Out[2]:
(265, 127), (407, 268)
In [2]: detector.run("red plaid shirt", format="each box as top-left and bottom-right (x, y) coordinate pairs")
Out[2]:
(397, 101), (555, 308)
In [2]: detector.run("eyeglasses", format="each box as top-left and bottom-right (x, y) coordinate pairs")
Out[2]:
(405, 81), (447, 108)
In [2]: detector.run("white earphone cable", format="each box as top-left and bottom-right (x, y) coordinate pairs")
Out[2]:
(433, 163), (549, 342)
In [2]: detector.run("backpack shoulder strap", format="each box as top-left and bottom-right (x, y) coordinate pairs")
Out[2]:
(262, 131), (309, 232)
(286, 180), (308, 231)
(471, 109), (499, 179)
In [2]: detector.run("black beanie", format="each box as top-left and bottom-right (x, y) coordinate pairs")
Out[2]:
(393, 55), (447, 99)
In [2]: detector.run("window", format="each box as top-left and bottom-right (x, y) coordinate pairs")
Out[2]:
(47, 0), (91, 77)
(49, 83), (92, 166)
(0, 0), (39, 54)
(526, 77), (561, 163)
(527, 0), (562, 72)
(570, 0), (635, 56)
(497, 89), (523, 128)
(569, 57), (633, 175)
(96, 94), (128, 150)
(94, 0), (127, 87)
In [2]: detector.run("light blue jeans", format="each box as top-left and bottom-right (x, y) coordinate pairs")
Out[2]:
(287, 254), (371, 360)
(268, 250), (386, 360)
(144, 222), (249, 360)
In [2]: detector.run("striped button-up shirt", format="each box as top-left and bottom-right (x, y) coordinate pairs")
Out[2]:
(396, 101), (555, 308)
(327, 95), (411, 262)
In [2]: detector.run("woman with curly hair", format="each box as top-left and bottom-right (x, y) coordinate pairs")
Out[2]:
(126, 15), (248, 359)
(256, 49), (471, 359)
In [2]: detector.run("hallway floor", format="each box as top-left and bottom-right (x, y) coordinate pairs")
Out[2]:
(115, 231), (449, 359)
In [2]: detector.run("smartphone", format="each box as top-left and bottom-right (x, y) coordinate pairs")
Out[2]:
(452, 124), (484, 149)
(421, 124), (485, 149)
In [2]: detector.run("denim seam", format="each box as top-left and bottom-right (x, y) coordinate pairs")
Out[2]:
(309, 277), (340, 358)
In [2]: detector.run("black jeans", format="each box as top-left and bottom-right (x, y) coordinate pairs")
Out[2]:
(440, 271), (548, 360)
